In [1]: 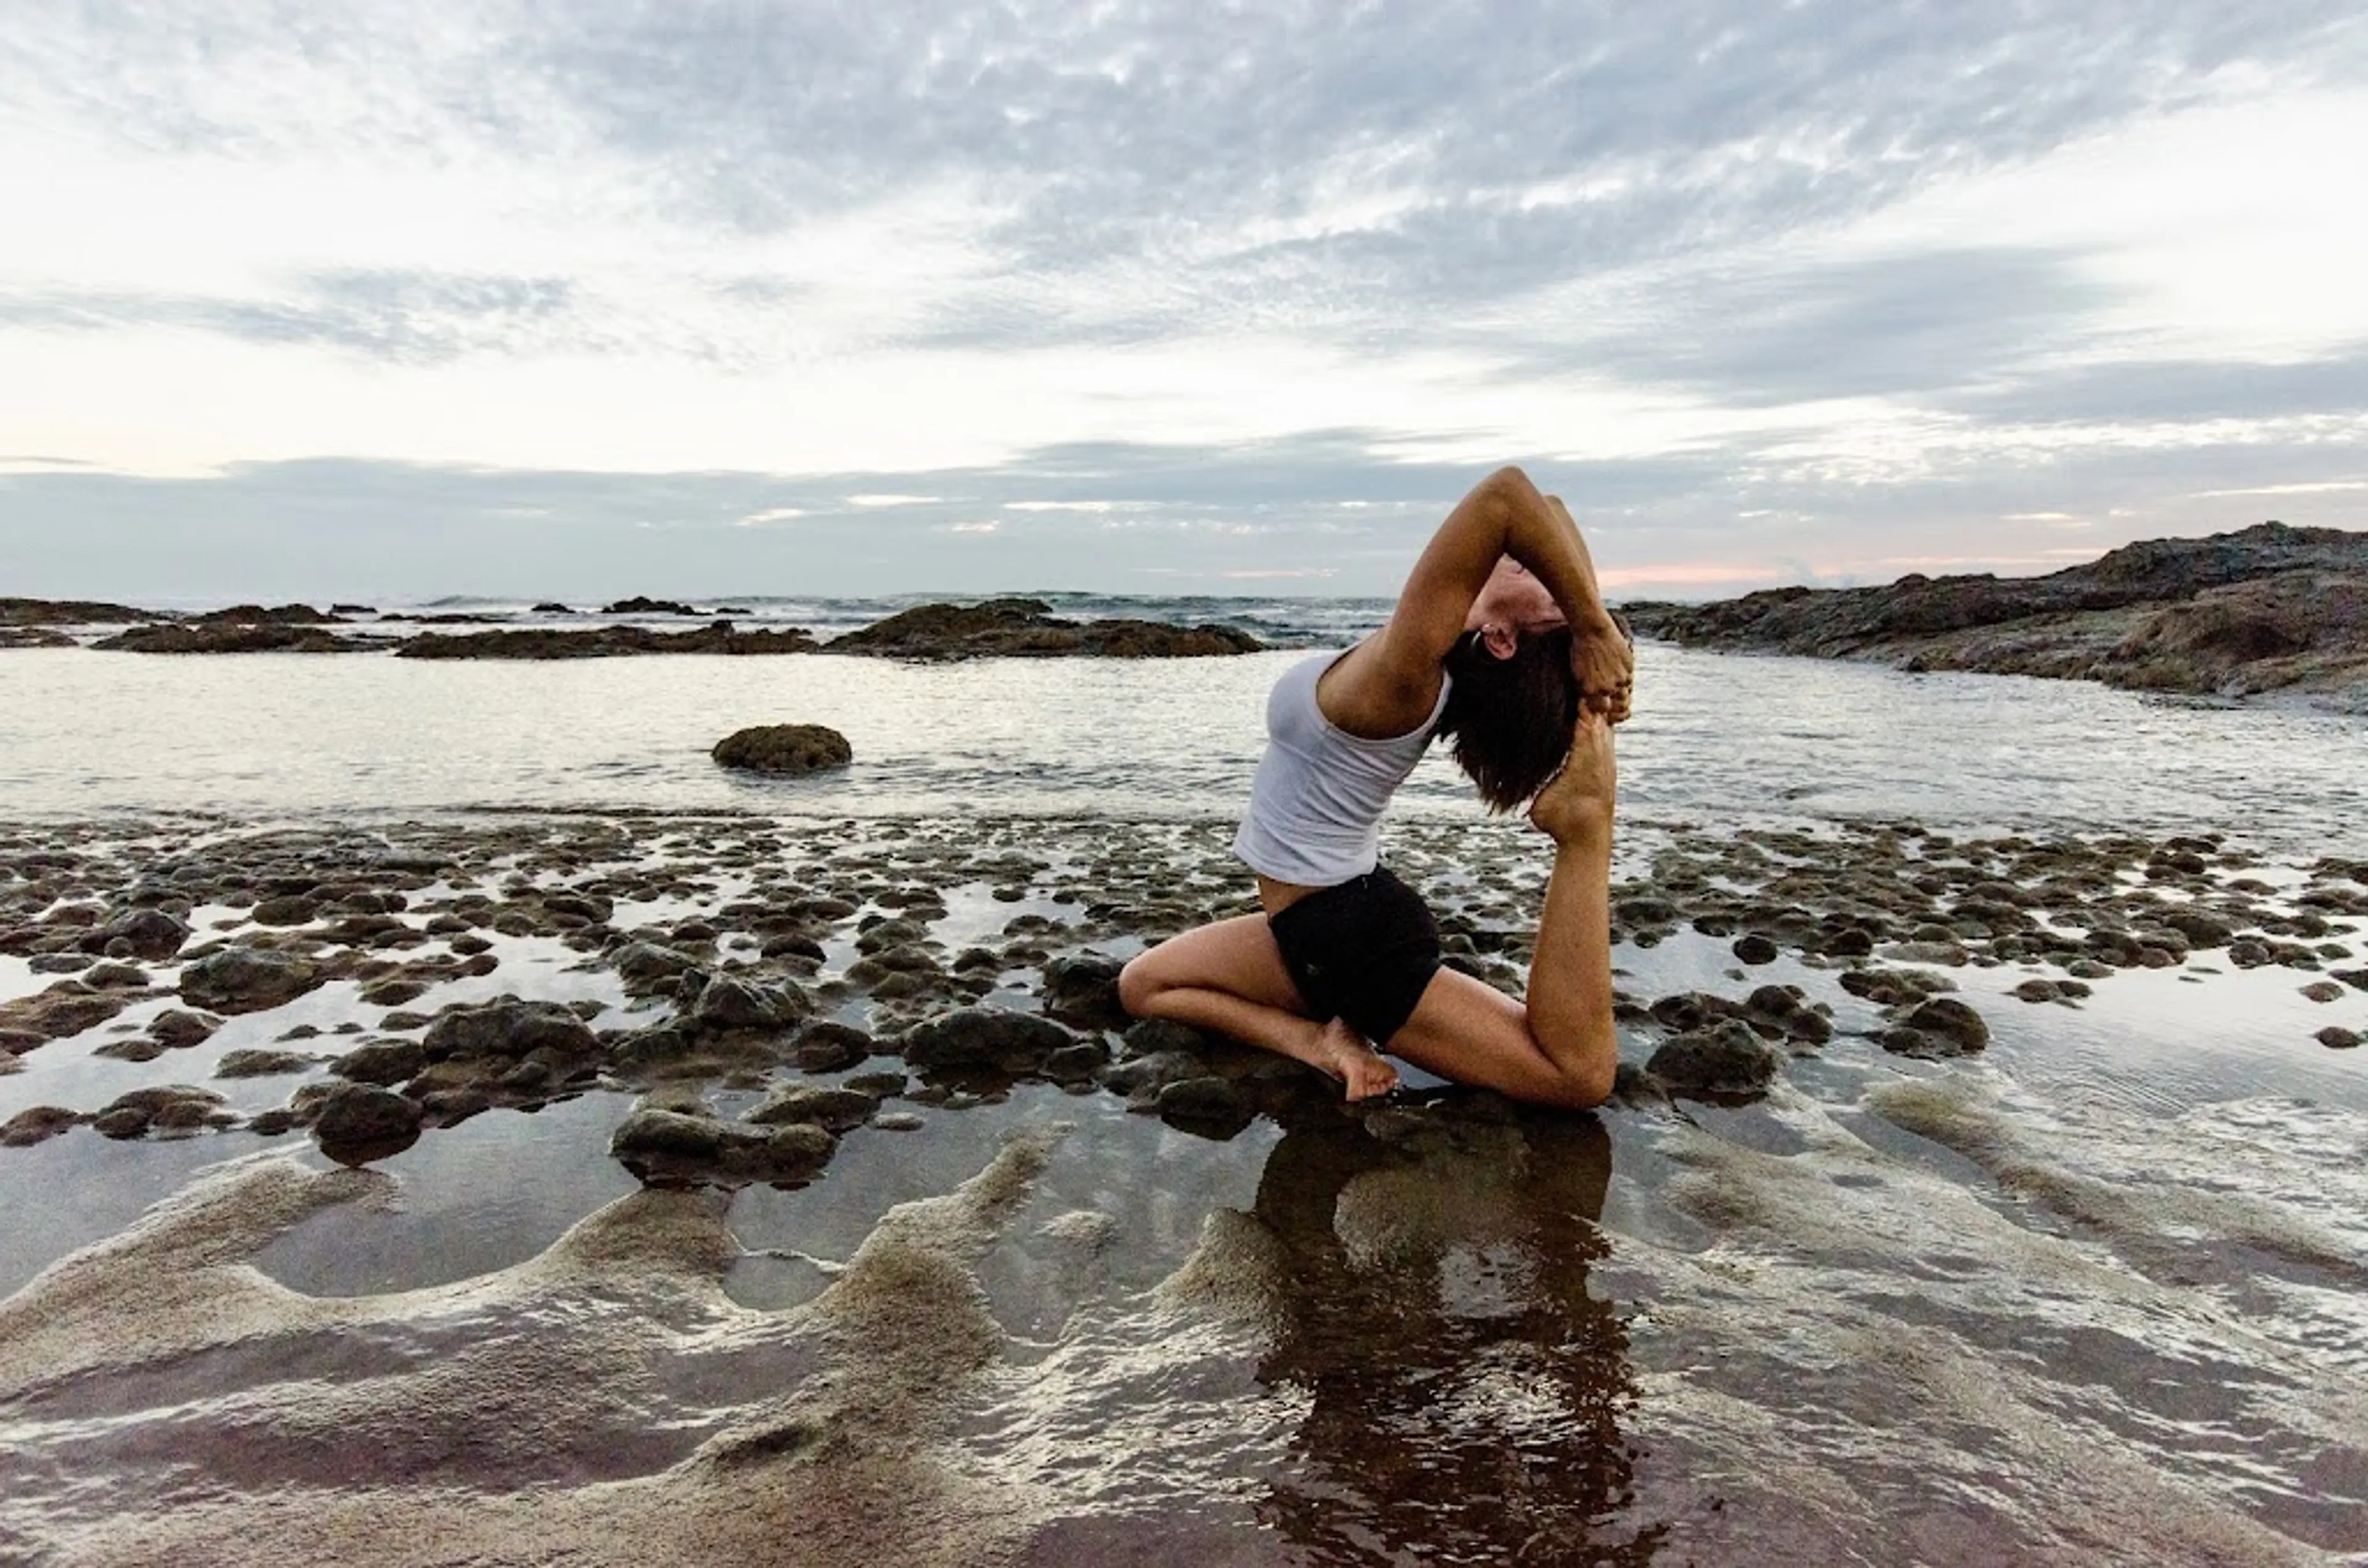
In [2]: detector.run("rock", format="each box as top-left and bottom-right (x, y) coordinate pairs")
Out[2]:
(149, 1009), (221, 1048)
(1120, 1017), (1215, 1058)
(180, 947), (322, 1014)
(82, 908), (191, 960)
(610, 1106), (836, 1186)
(711, 724), (852, 776)
(1838, 966), (1955, 1007)
(1045, 1040), (1111, 1083)
(688, 974), (812, 1033)
(1040, 954), (1127, 1029)
(792, 1020), (873, 1071)
(250, 895), (320, 926)
(1745, 983), (1831, 1045)
(1731, 933), (1780, 964)
(747, 1083), (879, 1131)
(94, 1085), (234, 1140)
(612, 942), (699, 991)
(602, 596), (701, 615)
(94, 622), (376, 654)
(0, 983), (135, 1043)
(215, 1048), (317, 1078)
(311, 1083), (424, 1163)
(332, 1038), (427, 1085)
(1646, 1019), (1786, 1098)
(2317, 1026), (2361, 1049)
(2, 1106), (85, 1147)
(824, 598), (1264, 661)
(871, 1111), (925, 1131)
(900, 1007), (1077, 1072)
(2300, 980), (2345, 1003)
(398, 624), (816, 660)
(1621, 522), (2368, 708)
(1156, 1076), (1254, 1136)
(1101, 1049), (1205, 1101)
(1880, 997), (1992, 1059)
(2013, 978), (2063, 1003)
(422, 996), (600, 1061)
(2331, 967), (2368, 993)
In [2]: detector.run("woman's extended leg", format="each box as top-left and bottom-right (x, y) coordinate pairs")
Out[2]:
(1384, 715), (1620, 1108)
(1118, 916), (1401, 1099)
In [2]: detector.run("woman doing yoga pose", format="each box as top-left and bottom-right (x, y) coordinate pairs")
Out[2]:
(1118, 466), (1632, 1109)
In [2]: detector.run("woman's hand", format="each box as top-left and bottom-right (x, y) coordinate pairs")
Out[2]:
(1570, 614), (1634, 723)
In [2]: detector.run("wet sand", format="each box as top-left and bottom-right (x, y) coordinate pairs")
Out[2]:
(2, 810), (2366, 1562)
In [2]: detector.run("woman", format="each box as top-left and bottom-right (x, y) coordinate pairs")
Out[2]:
(1118, 466), (1632, 1109)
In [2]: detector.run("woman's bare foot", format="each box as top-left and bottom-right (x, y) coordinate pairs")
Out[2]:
(1314, 1016), (1399, 1100)
(1527, 711), (1616, 845)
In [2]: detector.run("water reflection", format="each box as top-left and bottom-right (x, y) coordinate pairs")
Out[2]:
(1240, 1099), (1656, 1565)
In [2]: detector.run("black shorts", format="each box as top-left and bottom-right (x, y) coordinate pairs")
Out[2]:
(1268, 864), (1443, 1047)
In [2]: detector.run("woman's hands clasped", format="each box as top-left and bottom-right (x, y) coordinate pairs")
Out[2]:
(1571, 614), (1634, 724)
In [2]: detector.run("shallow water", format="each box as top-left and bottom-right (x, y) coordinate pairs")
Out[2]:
(2, 624), (2366, 1563)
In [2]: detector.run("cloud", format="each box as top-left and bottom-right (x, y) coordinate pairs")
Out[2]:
(1, 1), (2365, 596)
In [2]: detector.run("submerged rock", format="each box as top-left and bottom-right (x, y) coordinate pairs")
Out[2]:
(1040, 954), (1127, 1030)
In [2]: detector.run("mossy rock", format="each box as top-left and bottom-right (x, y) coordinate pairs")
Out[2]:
(712, 724), (852, 776)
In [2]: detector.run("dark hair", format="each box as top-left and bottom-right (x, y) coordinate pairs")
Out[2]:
(1437, 625), (1580, 812)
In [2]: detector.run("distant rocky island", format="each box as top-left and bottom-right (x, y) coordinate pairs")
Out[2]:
(1621, 521), (2368, 710)
(0, 596), (1264, 662)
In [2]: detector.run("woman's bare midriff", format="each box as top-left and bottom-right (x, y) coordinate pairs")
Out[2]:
(1256, 874), (1323, 918)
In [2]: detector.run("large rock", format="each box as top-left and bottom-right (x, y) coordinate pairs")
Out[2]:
(710, 724), (852, 776)
(179, 948), (323, 1014)
(900, 1007), (1078, 1072)
(1621, 522), (2368, 707)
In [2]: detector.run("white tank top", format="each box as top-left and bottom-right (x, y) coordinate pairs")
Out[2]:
(1231, 649), (1451, 887)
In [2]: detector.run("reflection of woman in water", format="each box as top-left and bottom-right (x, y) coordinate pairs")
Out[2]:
(1237, 1102), (1649, 1561)
(1120, 467), (1633, 1107)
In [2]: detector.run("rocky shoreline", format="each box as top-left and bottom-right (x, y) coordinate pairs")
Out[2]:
(4, 810), (2359, 1185)
(2, 595), (1265, 661)
(1621, 520), (2368, 708)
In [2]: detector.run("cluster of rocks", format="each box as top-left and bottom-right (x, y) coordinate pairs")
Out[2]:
(397, 623), (818, 659)
(1, 813), (2359, 1185)
(821, 597), (1264, 660)
(1622, 521), (2368, 707)
(4, 595), (1267, 662)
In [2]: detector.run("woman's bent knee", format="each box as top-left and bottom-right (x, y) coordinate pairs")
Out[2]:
(1117, 952), (1162, 1018)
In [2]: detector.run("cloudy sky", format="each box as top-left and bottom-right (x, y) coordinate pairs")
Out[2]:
(4, 1), (2365, 603)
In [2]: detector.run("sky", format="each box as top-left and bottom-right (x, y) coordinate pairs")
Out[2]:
(2, 1), (2366, 604)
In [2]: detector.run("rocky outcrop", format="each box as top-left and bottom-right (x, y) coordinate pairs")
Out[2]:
(397, 622), (816, 659)
(1622, 522), (2368, 707)
(824, 597), (1263, 660)
(94, 622), (382, 654)
(0, 597), (155, 625)
(710, 724), (852, 775)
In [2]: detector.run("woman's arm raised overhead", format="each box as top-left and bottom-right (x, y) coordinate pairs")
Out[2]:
(1322, 466), (1626, 739)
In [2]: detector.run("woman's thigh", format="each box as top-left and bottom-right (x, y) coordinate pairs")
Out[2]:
(1122, 914), (1312, 1016)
